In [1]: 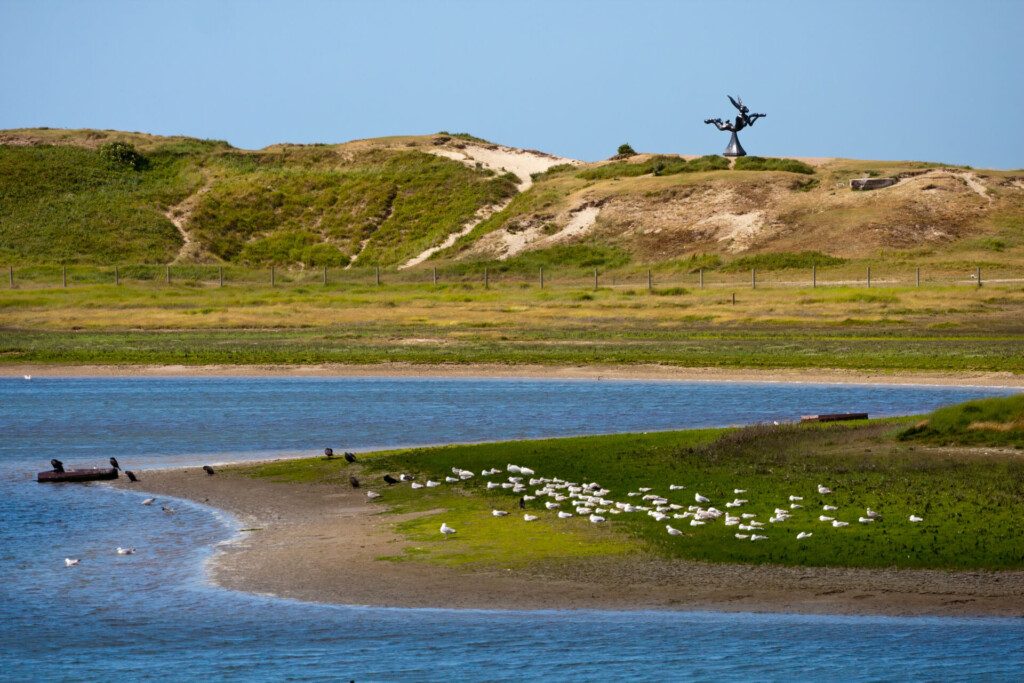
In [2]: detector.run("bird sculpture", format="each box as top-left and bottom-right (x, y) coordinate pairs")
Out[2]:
(349, 476), (360, 489)
(344, 452), (357, 464)
(203, 465), (215, 476)
(109, 457), (120, 470)
(383, 474), (399, 485)
(125, 471), (139, 483)
(50, 459), (64, 473)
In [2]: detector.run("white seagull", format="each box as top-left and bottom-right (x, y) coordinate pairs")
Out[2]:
(822, 504), (838, 511)
(589, 514), (606, 523)
(832, 520), (849, 528)
(796, 531), (813, 539)
(750, 534), (768, 541)
(858, 517), (875, 524)
(694, 493), (710, 504)
(523, 514), (538, 522)
(666, 525), (683, 536)
(817, 484), (833, 494)
(64, 558), (79, 567)
(440, 522), (456, 536)
(909, 515), (924, 523)
(426, 480), (440, 488)
(557, 511), (573, 519)
(23, 375), (32, 381)
(366, 491), (381, 499)
(141, 498), (155, 506)
(818, 515), (834, 522)
(669, 484), (686, 490)
(116, 547), (136, 555)
(492, 510), (509, 517)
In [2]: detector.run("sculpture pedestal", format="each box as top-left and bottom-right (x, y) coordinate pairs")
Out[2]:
(723, 132), (746, 157)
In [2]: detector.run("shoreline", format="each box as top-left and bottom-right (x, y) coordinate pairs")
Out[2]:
(6, 362), (1024, 388)
(113, 465), (1024, 618)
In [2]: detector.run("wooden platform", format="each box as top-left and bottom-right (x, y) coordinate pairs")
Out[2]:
(37, 468), (119, 483)
(800, 412), (869, 423)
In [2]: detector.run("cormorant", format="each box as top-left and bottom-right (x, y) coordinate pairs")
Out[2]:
(203, 465), (216, 476)
(109, 457), (120, 470)
(344, 452), (357, 464)
(383, 474), (400, 485)
(519, 496), (526, 510)
(349, 475), (360, 489)
(50, 459), (64, 473)
(324, 447), (334, 459)
(125, 470), (139, 483)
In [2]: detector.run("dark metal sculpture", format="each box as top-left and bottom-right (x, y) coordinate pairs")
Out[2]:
(704, 95), (766, 157)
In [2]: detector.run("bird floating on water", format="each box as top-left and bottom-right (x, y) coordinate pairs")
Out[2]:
(141, 498), (155, 506)
(64, 558), (79, 567)
(23, 375), (32, 380)
(116, 547), (136, 555)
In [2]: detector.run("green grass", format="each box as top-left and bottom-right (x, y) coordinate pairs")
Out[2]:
(238, 418), (1024, 570)
(723, 251), (846, 272)
(733, 156), (816, 174)
(0, 144), (196, 264)
(576, 155), (729, 180)
(901, 394), (1024, 447)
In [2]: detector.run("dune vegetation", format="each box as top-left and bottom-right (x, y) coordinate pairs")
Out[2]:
(239, 402), (1024, 571)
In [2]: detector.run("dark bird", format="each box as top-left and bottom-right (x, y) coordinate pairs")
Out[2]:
(383, 474), (400, 485)
(203, 465), (215, 476)
(109, 457), (120, 470)
(344, 452), (357, 464)
(349, 475), (360, 489)
(519, 496), (526, 510)
(125, 470), (139, 483)
(324, 447), (334, 459)
(50, 459), (64, 473)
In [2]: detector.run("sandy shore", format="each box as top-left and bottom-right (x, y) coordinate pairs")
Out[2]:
(114, 466), (1024, 617)
(7, 362), (1024, 387)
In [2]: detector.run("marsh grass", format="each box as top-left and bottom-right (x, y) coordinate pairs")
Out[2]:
(242, 418), (1024, 570)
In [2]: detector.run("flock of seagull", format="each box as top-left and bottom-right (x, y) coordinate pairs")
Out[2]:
(362, 463), (926, 542)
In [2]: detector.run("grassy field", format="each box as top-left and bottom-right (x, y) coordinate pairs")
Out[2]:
(1, 277), (1023, 372)
(237, 401), (1024, 571)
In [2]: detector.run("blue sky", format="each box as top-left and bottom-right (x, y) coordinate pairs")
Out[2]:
(1, 0), (1022, 167)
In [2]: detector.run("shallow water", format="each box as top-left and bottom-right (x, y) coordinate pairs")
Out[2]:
(1, 377), (1021, 680)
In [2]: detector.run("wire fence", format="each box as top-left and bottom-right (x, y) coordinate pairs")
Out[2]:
(3, 263), (1022, 291)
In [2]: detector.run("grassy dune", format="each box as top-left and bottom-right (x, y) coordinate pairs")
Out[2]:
(240, 405), (1024, 571)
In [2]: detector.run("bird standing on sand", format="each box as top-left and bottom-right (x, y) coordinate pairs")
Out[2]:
(203, 465), (215, 476)
(324, 447), (334, 459)
(344, 452), (357, 464)
(109, 457), (120, 471)
(440, 522), (456, 537)
(349, 476), (360, 489)
(383, 474), (399, 485)
(50, 459), (64, 473)
(125, 471), (139, 483)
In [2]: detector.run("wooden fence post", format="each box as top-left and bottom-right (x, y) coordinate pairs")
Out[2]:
(375, 266), (380, 286)
(484, 267), (489, 289)
(9, 265), (13, 289)
(539, 266), (544, 289)
(647, 269), (652, 293)
(323, 265), (328, 285)
(62, 266), (67, 288)
(699, 268), (704, 289)
(916, 266), (921, 287)
(731, 292), (736, 305)
(115, 266), (119, 286)
(271, 266), (275, 287)
(976, 266), (982, 287)
(812, 264), (816, 288)
(751, 268), (756, 290)
(219, 266), (224, 287)
(432, 267), (437, 286)
(166, 265), (170, 285)
(594, 268), (598, 291)
(867, 265), (871, 288)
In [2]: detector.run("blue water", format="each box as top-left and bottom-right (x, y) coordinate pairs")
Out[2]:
(1, 377), (1022, 681)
